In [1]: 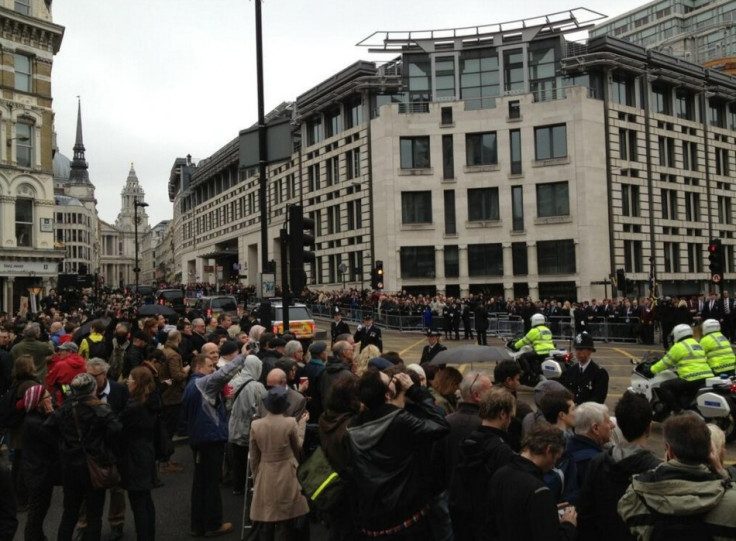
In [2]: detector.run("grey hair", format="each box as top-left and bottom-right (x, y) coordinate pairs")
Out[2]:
(332, 340), (352, 359)
(458, 371), (490, 401)
(192, 318), (205, 327)
(87, 357), (110, 374)
(24, 323), (40, 338)
(574, 402), (610, 434)
(167, 329), (181, 342)
(284, 340), (303, 357)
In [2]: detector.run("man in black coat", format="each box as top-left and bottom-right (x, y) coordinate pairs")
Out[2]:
(354, 314), (382, 352)
(490, 424), (577, 541)
(559, 332), (609, 405)
(330, 308), (350, 346)
(420, 329), (447, 364)
(474, 301), (489, 345)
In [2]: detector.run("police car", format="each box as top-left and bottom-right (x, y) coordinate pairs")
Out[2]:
(269, 301), (316, 340)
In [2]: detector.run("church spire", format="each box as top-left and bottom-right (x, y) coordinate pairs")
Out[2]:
(68, 97), (90, 184)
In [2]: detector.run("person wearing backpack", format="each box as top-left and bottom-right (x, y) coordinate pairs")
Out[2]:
(79, 320), (110, 362)
(618, 412), (736, 541)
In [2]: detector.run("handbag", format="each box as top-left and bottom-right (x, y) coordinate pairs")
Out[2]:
(72, 402), (121, 490)
(296, 446), (342, 511)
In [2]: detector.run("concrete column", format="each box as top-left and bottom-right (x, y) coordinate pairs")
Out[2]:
(435, 246), (445, 294)
(503, 243), (514, 299)
(527, 242), (539, 300)
(459, 245), (468, 293)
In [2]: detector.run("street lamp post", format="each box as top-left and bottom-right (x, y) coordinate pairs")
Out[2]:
(133, 197), (148, 293)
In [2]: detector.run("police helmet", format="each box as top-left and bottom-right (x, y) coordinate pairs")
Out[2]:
(531, 313), (546, 328)
(672, 323), (693, 343)
(702, 319), (721, 336)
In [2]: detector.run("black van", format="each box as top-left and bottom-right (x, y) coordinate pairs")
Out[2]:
(155, 289), (187, 314)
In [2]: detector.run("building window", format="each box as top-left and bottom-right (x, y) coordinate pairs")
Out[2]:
(467, 187), (499, 221)
(509, 100), (521, 119)
(709, 99), (726, 128)
(441, 106), (453, 125)
(405, 54), (432, 103)
(401, 191), (432, 224)
(684, 191), (700, 222)
(326, 205), (340, 234)
(325, 156), (339, 186)
(529, 41), (559, 102)
(15, 197), (32, 247)
(460, 48), (499, 110)
(651, 84), (671, 115)
(512, 242), (528, 275)
(400, 136), (430, 169)
(718, 196), (733, 225)
(658, 136), (675, 167)
(682, 141), (697, 171)
(503, 48), (525, 93)
(663, 241), (680, 273)
(466, 132), (497, 166)
(619, 128), (638, 161)
(16, 122), (32, 168)
(14, 0), (30, 14)
(325, 108), (341, 138)
(621, 184), (640, 217)
(306, 117), (323, 146)
(468, 244), (503, 276)
(346, 148), (360, 180)
(676, 90), (694, 120)
(511, 185), (524, 231)
(623, 240), (643, 273)
(435, 56), (456, 99)
(537, 239), (576, 274)
(444, 190), (456, 235)
(661, 188), (678, 220)
(400, 246), (436, 278)
(536, 181), (569, 217)
(687, 243), (703, 273)
(716, 147), (730, 176)
(510, 129), (522, 174)
(442, 134), (454, 180)
(444, 245), (459, 277)
(534, 124), (566, 160)
(307, 163), (320, 192)
(612, 72), (635, 106)
(14, 53), (31, 92)
(346, 199), (362, 230)
(344, 97), (363, 129)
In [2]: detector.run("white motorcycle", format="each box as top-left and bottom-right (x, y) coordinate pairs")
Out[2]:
(629, 355), (736, 441)
(506, 341), (571, 385)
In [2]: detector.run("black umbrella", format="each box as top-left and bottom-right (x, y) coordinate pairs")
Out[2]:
(137, 304), (177, 317)
(73, 317), (111, 342)
(430, 345), (512, 365)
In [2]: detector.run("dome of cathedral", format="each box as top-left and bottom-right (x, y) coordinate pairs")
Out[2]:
(53, 151), (71, 182)
(54, 194), (85, 207)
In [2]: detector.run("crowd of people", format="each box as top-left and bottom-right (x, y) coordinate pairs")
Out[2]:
(0, 284), (735, 540)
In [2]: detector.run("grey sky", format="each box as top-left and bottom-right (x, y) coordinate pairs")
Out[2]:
(51, 0), (645, 227)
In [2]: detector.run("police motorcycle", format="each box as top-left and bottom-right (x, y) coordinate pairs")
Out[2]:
(629, 349), (736, 441)
(505, 335), (571, 387)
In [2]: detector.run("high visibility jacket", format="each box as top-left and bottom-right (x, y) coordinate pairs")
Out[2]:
(652, 337), (713, 382)
(515, 325), (555, 356)
(700, 331), (736, 375)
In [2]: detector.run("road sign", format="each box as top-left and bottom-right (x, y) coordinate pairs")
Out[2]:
(712, 273), (722, 283)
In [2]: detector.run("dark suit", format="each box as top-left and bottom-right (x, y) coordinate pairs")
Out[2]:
(720, 297), (734, 341)
(559, 360), (609, 405)
(420, 343), (447, 364)
(702, 299), (721, 321)
(330, 319), (350, 345)
(354, 324), (383, 352)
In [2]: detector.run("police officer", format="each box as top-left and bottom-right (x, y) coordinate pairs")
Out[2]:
(443, 302), (453, 340)
(420, 329), (447, 364)
(700, 319), (736, 377)
(559, 332), (609, 404)
(451, 302), (461, 340)
(650, 323), (713, 413)
(462, 303), (474, 341)
(330, 308), (350, 346)
(354, 314), (383, 352)
(514, 313), (555, 385)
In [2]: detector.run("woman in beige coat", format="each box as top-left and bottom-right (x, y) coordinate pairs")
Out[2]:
(249, 385), (309, 540)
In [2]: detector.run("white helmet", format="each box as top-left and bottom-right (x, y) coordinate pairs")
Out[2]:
(672, 323), (693, 343)
(702, 319), (721, 336)
(531, 313), (546, 328)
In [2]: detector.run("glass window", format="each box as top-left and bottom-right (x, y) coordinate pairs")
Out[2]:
(325, 108), (341, 138)
(468, 244), (503, 276)
(512, 242), (528, 275)
(621, 184), (640, 217)
(503, 48), (525, 93)
(675, 90), (694, 120)
(709, 99), (725, 128)
(466, 132), (497, 165)
(537, 240), (576, 274)
(401, 191), (432, 224)
(307, 117), (323, 146)
(467, 188), (499, 221)
(345, 97), (363, 129)
(534, 124), (566, 160)
(16, 123), (32, 168)
(444, 190), (456, 235)
(510, 129), (522, 174)
(15, 197), (32, 247)
(441, 107), (453, 125)
(460, 49), (499, 110)
(435, 56), (456, 99)
(651, 84), (671, 115)
(512, 185), (524, 231)
(400, 246), (436, 278)
(405, 54), (432, 103)
(14, 53), (31, 92)
(400, 136), (431, 169)
(442, 134), (454, 180)
(536, 181), (569, 217)
(444, 245), (459, 277)
(14, 0), (30, 15)
(611, 72), (635, 106)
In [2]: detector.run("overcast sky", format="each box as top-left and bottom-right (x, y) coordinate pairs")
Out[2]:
(51, 0), (646, 227)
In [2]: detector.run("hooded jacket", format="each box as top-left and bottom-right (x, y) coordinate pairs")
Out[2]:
(577, 443), (661, 541)
(228, 355), (267, 446)
(181, 354), (245, 447)
(618, 460), (736, 541)
(45, 352), (87, 406)
(347, 384), (449, 530)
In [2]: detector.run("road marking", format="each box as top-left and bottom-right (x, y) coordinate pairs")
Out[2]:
(612, 346), (634, 358)
(400, 337), (428, 357)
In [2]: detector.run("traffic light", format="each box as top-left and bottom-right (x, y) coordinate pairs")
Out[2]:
(288, 205), (315, 294)
(371, 260), (384, 290)
(709, 238), (725, 280)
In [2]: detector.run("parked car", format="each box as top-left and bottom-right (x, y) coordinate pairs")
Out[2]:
(269, 301), (316, 341)
(193, 295), (240, 323)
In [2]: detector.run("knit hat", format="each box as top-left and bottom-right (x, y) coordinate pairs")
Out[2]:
(58, 342), (79, 352)
(308, 341), (327, 355)
(70, 373), (97, 397)
(532, 380), (565, 408)
(23, 384), (45, 413)
(406, 363), (427, 380)
(368, 357), (393, 371)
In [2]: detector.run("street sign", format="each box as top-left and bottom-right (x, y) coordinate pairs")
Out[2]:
(712, 273), (722, 283)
